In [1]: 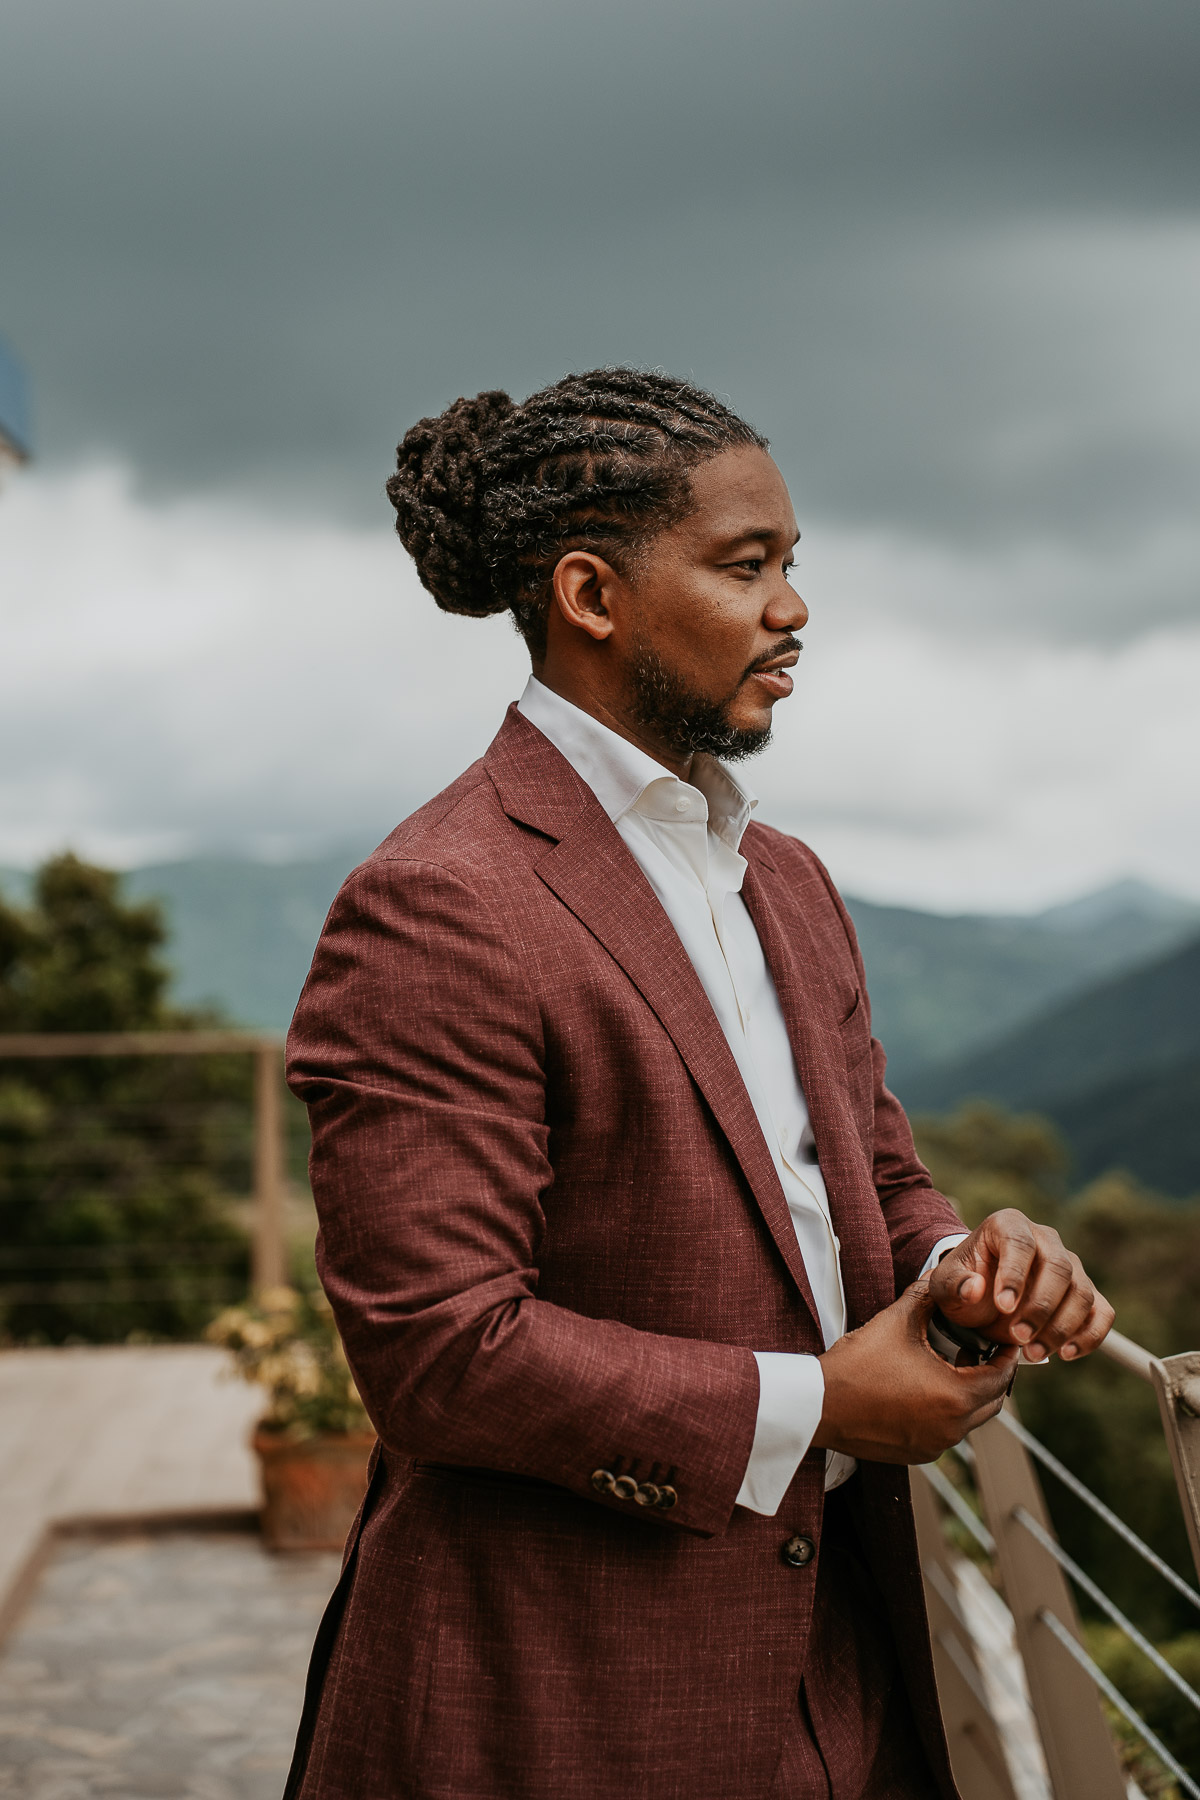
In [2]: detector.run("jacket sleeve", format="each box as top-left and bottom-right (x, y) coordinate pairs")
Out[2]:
(807, 855), (965, 1293)
(287, 855), (760, 1538)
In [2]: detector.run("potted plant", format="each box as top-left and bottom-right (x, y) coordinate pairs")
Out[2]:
(207, 1285), (376, 1551)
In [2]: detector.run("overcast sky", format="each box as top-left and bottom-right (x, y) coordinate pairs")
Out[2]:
(2, 0), (1198, 909)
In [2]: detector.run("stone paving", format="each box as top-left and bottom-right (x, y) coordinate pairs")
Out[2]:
(0, 1529), (338, 1800)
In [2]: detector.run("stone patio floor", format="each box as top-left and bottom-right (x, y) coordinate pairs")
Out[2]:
(0, 1528), (338, 1800)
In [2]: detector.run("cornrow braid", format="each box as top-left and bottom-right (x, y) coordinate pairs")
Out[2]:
(386, 368), (767, 656)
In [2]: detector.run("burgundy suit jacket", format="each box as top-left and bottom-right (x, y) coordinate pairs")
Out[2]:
(284, 706), (964, 1800)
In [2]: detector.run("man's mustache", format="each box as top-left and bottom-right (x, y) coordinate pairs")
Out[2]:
(742, 636), (803, 681)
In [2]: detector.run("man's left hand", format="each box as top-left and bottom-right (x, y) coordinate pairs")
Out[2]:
(928, 1209), (1115, 1363)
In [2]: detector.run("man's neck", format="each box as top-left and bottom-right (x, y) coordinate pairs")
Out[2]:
(529, 667), (693, 782)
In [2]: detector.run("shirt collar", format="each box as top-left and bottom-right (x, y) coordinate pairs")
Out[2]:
(517, 675), (757, 852)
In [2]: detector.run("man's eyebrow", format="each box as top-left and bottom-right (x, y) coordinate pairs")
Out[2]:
(719, 528), (801, 550)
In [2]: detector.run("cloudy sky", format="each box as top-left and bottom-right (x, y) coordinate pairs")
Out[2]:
(1, 0), (1198, 910)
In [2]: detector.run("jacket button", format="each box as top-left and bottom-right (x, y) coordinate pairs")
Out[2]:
(782, 1534), (815, 1567)
(591, 1469), (616, 1494)
(612, 1476), (639, 1501)
(634, 1482), (660, 1506)
(656, 1485), (677, 1509)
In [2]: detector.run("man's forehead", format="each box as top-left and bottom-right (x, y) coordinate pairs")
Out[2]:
(683, 448), (798, 545)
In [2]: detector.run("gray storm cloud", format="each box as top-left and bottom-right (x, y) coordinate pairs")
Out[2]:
(1, 0), (1199, 641)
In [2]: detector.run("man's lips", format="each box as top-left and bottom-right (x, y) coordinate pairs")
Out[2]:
(746, 647), (800, 699)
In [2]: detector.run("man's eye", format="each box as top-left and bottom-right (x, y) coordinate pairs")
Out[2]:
(738, 559), (763, 573)
(783, 563), (796, 582)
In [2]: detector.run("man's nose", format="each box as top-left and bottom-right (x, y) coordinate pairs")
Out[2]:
(765, 585), (808, 632)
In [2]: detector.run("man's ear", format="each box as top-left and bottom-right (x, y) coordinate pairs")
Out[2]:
(550, 551), (620, 642)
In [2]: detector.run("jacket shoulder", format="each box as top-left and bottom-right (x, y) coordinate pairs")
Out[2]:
(348, 757), (518, 889)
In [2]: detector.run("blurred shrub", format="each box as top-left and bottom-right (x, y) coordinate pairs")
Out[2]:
(0, 853), (250, 1342)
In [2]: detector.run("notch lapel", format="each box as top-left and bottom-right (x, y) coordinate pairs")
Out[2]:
(485, 708), (820, 1329)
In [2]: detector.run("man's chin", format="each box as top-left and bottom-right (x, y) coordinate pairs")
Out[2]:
(697, 720), (772, 763)
(627, 644), (774, 763)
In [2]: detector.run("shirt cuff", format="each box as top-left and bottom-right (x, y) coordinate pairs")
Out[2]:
(919, 1233), (969, 1279)
(735, 1352), (825, 1517)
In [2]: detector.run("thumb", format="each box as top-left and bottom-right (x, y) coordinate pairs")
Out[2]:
(935, 1232), (992, 1309)
(898, 1278), (937, 1339)
(959, 1342), (1021, 1404)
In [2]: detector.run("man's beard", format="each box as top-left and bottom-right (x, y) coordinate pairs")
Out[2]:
(626, 639), (798, 763)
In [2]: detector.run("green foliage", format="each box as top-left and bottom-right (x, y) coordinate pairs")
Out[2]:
(1088, 1623), (1200, 1796)
(913, 1100), (1069, 1230)
(206, 1286), (371, 1439)
(0, 853), (250, 1343)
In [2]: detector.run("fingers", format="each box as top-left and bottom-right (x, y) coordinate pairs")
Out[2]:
(1004, 1231), (1076, 1349)
(1026, 1261), (1094, 1358)
(982, 1209), (1038, 1316)
(1059, 1290), (1116, 1361)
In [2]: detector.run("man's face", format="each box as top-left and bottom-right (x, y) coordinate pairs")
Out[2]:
(614, 445), (807, 762)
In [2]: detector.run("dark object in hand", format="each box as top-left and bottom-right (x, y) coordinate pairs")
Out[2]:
(927, 1307), (1002, 1368)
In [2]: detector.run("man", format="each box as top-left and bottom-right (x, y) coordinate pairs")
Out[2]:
(285, 369), (1113, 1799)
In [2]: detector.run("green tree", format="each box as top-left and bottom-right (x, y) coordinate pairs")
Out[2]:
(913, 1099), (1069, 1230)
(0, 854), (251, 1343)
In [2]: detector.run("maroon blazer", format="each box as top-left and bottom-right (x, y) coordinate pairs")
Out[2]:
(285, 706), (964, 1800)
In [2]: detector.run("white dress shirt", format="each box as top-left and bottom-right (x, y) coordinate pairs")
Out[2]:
(518, 677), (964, 1514)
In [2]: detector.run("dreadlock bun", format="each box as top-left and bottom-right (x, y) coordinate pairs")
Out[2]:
(386, 389), (516, 618)
(387, 369), (766, 652)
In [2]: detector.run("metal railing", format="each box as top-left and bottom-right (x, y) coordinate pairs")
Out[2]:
(0, 1033), (289, 1310)
(917, 1327), (1200, 1799)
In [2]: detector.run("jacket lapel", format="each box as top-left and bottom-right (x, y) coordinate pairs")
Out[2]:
(485, 709), (821, 1328)
(741, 852), (895, 1326)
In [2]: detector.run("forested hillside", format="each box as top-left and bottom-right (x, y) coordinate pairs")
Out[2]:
(848, 879), (1199, 1081)
(903, 935), (1200, 1194)
(4, 857), (1197, 1194)
(8, 861), (1195, 1072)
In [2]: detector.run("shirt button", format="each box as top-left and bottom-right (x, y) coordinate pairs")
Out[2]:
(674, 796), (690, 813)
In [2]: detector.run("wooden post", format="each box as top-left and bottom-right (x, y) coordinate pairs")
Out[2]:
(252, 1041), (287, 1291)
(1152, 1351), (1200, 1587)
(911, 1470), (1018, 1800)
(970, 1405), (1125, 1800)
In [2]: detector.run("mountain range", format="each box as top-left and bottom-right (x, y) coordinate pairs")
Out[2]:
(3, 857), (1198, 1197)
(901, 931), (1200, 1196)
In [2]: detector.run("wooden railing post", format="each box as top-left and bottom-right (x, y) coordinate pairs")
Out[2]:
(252, 1040), (287, 1292)
(969, 1404), (1125, 1800)
(911, 1470), (1018, 1800)
(1150, 1352), (1200, 1588)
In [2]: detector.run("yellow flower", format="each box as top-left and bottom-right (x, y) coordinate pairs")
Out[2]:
(258, 1285), (300, 1315)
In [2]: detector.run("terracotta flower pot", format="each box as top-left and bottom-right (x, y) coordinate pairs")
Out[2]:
(253, 1425), (376, 1551)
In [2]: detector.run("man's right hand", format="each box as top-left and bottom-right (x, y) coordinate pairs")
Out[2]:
(813, 1282), (1020, 1465)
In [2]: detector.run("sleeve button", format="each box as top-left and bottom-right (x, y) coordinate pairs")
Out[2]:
(612, 1475), (639, 1500)
(634, 1482), (660, 1506)
(782, 1534), (815, 1567)
(655, 1485), (678, 1509)
(591, 1469), (616, 1494)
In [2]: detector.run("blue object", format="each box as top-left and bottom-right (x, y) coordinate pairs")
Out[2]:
(0, 336), (32, 460)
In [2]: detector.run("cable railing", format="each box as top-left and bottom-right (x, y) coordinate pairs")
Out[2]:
(0, 1033), (290, 1339)
(917, 1325), (1200, 1800)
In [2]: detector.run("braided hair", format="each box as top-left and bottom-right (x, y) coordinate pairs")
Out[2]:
(386, 368), (767, 656)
